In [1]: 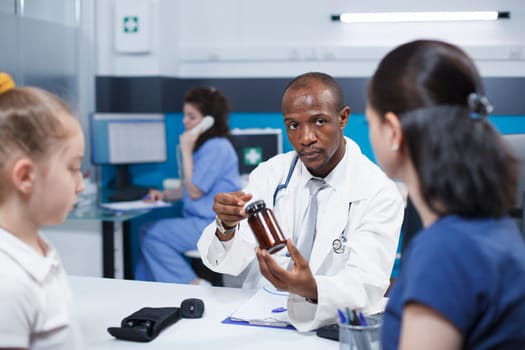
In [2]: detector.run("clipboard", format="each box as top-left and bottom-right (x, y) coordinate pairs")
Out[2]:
(222, 287), (296, 330)
(222, 316), (295, 330)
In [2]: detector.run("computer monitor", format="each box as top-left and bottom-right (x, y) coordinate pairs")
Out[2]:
(90, 113), (167, 201)
(230, 128), (283, 176)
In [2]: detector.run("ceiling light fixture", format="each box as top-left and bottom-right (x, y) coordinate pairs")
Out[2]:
(331, 11), (510, 23)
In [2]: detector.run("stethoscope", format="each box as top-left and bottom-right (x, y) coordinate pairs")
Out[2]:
(332, 228), (348, 254)
(273, 155), (349, 255)
(272, 155), (299, 207)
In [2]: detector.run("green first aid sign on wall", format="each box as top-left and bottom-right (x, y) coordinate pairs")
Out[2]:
(123, 16), (139, 33)
(114, 0), (151, 53)
(243, 147), (263, 166)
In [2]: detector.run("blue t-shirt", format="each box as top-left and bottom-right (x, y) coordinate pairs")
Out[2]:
(182, 137), (241, 219)
(382, 215), (525, 349)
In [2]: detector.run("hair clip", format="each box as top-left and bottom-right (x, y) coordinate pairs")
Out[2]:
(467, 92), (493, 119)
(0, 72), (16, 95)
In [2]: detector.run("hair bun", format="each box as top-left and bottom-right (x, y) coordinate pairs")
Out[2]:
(0, 72), (15, 95)
(467, 92), (493, 118)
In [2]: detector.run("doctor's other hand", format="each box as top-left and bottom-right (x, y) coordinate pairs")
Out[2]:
(256, 240), (318, 302)
(213, 191), (253, 227)
(143, 189), (164, 203)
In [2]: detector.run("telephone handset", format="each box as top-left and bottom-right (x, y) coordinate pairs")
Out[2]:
(177, 116), (214, 181)
(189, 115), (214, 136)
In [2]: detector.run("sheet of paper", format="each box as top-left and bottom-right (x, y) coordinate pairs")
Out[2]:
(230, 287), (290, 327)
(100, 200), (170, 212)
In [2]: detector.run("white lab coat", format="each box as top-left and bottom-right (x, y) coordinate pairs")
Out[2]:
(198, 137), (404, 332)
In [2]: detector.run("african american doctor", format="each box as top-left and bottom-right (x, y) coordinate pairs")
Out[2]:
(198, 72), (404, 332)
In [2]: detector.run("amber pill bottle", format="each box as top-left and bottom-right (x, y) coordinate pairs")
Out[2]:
(245, 200), (286, 254)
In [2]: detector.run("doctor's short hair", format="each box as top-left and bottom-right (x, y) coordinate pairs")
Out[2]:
(184, 86), (231, 151)
(368, 40), (518, 218)
(0, 75), (75, 202)
(283, 72), (345, 113)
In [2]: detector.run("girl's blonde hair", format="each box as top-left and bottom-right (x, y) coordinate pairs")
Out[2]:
(0, 73), (75, 200)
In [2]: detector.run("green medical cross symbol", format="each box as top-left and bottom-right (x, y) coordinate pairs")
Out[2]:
(123, 16), (139, 33)
(243, 147), (263, 166)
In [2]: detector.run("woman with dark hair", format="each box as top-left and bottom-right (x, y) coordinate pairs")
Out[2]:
(366, 40), (525, 349)
(135, 87), (241, 285)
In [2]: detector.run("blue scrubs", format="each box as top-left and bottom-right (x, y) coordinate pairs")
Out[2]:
(382, 215), (525, 349)
(135, 137), (241, 283)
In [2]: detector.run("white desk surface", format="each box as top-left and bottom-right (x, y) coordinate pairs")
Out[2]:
(70, 276), (337, 350)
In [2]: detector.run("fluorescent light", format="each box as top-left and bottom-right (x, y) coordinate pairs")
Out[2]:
(332, 11), (510, 23)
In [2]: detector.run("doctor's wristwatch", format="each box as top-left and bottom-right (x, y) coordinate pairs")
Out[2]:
(215, 215), (237, 236)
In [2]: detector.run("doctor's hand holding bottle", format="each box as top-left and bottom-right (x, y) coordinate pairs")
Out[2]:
(213, 191), (319, 302)
(212, 191), (253, 240)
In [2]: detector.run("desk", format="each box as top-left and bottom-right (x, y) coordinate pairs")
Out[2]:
(70, 276), (337, 350)
(68, 205), (149, 279)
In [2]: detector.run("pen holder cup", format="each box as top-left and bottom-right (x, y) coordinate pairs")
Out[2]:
(338, 314), (383, 350)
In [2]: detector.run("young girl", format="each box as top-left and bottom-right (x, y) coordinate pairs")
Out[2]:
(0, 72), (84, 349)
(366, 41), (525, 349)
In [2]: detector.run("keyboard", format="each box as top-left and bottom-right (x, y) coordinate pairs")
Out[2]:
(108, 187), (150, 202)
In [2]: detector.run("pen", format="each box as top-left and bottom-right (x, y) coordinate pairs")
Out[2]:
(271, 307), (287, 313)
(358, 311), (368, 326)
(350, 310), (361, 326)
(249, 319), (289, 328)
(345, 307), (353, 325)
(337, 308), (347, 324)
(353, 310), (372, 350)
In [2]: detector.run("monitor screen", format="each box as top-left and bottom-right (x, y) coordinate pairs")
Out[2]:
(230, 128), (283, 175)
(90, 113), (167, 165)
(90, 113), (167, 201)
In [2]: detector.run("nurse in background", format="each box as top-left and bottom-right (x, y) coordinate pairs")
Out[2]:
(366, 40), (525, 349)
(135, 87), (241, 285)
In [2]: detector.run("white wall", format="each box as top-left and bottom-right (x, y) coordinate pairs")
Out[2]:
(95, 0), (525, 77)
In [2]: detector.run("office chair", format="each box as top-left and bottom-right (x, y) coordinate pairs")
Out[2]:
(509, 190), (525, 238)
(384, 197), (422, 296)
(183, 250), (224, 287)
(502, 133), (525, 238)
(401, 197), (423, 255)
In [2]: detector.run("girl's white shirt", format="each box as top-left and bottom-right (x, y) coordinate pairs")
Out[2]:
(0, 227), (83, 349)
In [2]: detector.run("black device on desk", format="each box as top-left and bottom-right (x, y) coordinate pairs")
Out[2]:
(108, 299), (205, 342)
(316, 323), (339, 341)
(90, 113), (167, 202)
